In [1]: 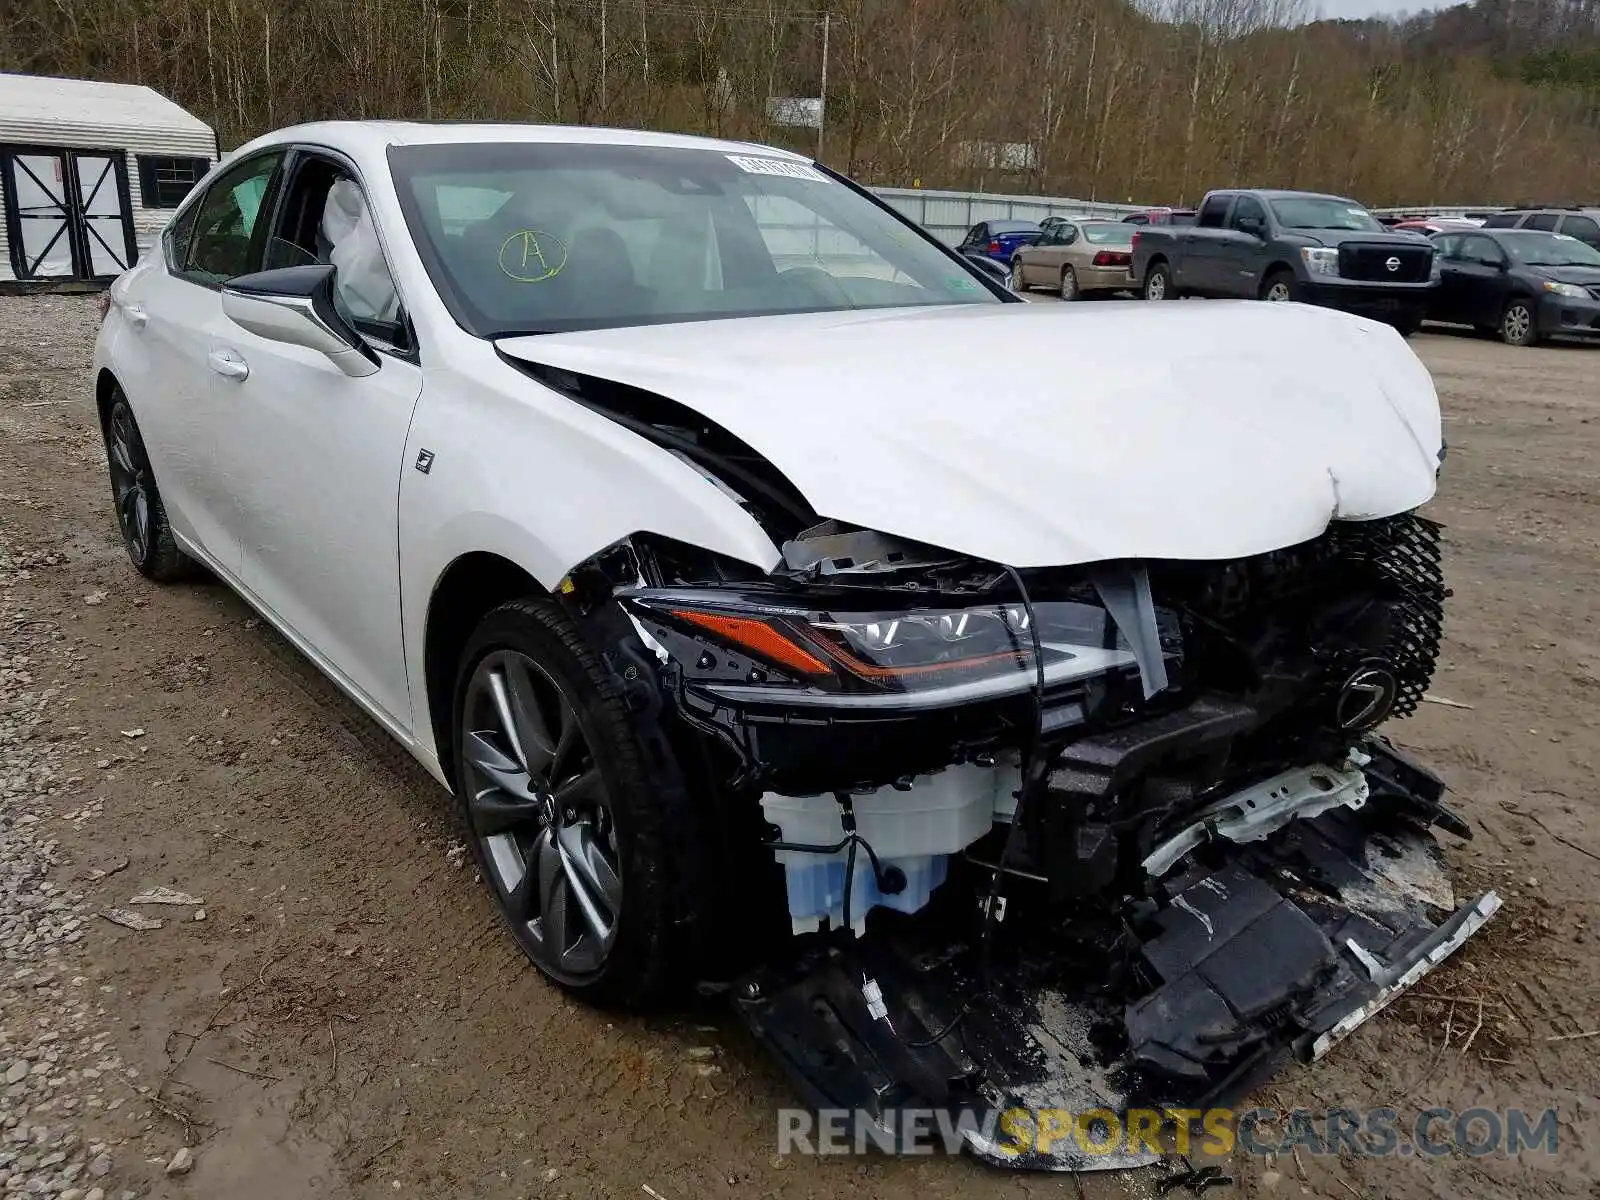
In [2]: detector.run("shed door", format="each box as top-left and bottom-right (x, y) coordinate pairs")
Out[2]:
(72, 153), (135, 276)
(7, 151), (75, 278)
(2, 147), (137, 280)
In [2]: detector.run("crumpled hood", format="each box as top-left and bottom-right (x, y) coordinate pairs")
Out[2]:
(499, 301), (1442, 568)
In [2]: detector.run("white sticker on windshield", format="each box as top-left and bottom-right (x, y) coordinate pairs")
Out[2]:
(725, 154), (827, 182)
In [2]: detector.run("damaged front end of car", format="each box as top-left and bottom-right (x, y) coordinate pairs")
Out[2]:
(556, 506), (1496, 1171)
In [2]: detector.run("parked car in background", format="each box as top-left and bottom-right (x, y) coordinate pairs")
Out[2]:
(1010, 219), (1137, 299)
(955, 219), (1040, 266)
(1122, 207), (1197, 226)
(1392, 217), (1482, 234)
(1480, 207), (1600, 251)
(1427, 227), (1600, 346)
(1131, 189), (1437, 334)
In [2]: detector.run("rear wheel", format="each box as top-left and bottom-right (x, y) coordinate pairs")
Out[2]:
(102, 391), (195, 582)
(1261, 270), (1296, 303)
(453, 597), (683, 1007)
(1499, 299), (1538, 346)
(1059, 266), (1080, 301)
(1143, 261), (1172, 301)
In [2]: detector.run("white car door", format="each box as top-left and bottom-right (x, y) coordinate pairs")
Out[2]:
(208, 152), (422, 730)
(113, 149), (288, 574)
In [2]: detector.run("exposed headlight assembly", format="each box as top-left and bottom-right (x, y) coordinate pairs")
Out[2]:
(626, 590), (1145, 708)
(1300, 247), (1340, 277)
(1542, 280), (1588, 299)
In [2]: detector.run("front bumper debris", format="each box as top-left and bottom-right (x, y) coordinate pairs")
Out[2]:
(733, 749), (1496, 1172)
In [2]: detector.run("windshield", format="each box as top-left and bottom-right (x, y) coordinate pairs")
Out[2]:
(987, 220), (1039, 235)
(1502, 231), (1600, 268)
(388, 142), (999, 336)
(1267, 197), (1383, 232)
(1081, 223), (1134, 246)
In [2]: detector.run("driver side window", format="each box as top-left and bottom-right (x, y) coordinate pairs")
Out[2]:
(1463, 235), (1503, 266)
(1230, 195), (1266, 233)
(262, 154), (408, 352)
(180, 152), (283, 285)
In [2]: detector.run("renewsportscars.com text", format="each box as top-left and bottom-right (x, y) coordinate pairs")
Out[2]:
(776, 1106), (1559, 1158)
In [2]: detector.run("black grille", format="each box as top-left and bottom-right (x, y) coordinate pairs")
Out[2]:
(1338, 243), (1433, 283)
(1326, 514), (1445, 719)
(1587, 285), (1600, 302)
(1151, 512), (1447, 726)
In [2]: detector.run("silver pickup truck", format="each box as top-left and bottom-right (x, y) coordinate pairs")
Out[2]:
(1130, 188), (1439, 335)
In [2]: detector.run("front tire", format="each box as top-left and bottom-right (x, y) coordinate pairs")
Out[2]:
(1010, 258), (1028, 292)
(1499, 299), (1538, 347)
(1260, 270), (1296, 303)
(102, 391), (195, 582)
(452, 597), (682, 1007)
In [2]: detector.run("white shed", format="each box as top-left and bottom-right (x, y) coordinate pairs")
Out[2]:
(0, 73), (217, 286)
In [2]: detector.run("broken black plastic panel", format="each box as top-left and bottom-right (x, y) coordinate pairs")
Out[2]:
(732, 740), (1499, 1173)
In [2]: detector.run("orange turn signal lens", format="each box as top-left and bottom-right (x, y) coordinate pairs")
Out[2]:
(669, 609), (832, 677)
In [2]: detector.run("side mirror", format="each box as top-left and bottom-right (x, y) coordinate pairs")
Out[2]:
(221, 264), (380, 378)
(965, 254), (1010, 286)
(1238, 216), (1264, 237)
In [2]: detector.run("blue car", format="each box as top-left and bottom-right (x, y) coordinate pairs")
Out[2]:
(956, 219), (1041, 266)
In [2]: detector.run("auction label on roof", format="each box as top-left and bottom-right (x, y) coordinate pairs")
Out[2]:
(725, 155), (827, 182)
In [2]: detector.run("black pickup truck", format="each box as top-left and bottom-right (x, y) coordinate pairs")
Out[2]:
(1130, 189), (1439, 333)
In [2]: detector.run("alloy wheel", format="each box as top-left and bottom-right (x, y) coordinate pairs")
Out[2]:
(1502, 304), (1532, 345)
(460, 649), (621, 982)
(1265, 281), (1292, 302)
(1145, 270), (1167, 301)
(1010, 260), (1026, 291)
(1060, 268), (1078, 300)
(107, 404), (152, 566)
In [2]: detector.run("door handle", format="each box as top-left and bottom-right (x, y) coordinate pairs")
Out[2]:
(207, 347), (250, 381)
(123, 302), (148, 329)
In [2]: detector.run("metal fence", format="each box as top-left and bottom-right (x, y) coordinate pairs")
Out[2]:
(870, 186), (1147, 245)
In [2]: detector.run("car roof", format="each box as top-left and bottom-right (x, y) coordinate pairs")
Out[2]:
(1243, 189), (1359, 203)
(226, 120), (810, 165)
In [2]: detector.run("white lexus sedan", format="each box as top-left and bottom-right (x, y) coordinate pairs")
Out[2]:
(95, 121), (1493, 1169)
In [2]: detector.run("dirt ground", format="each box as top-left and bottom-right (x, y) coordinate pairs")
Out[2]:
(1, 294), (1597, 1200)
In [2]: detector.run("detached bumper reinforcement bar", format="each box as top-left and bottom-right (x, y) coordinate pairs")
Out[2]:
(1309, 889), (1503, 1060)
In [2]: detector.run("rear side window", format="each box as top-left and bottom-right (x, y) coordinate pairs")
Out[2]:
(1523, 212), (1560, 232)
(1197, 195), (1232, 228)
(182, 152), (283, 284)
(1482, 212), (1521, 228)
(163, 203), (202, 272)
(1559, 214), (1600, 246)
